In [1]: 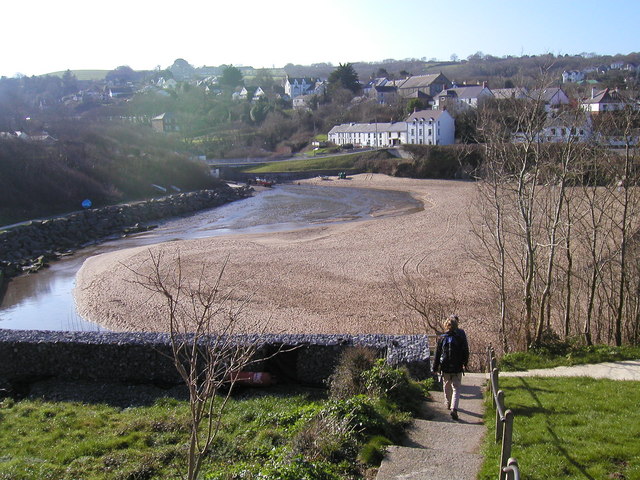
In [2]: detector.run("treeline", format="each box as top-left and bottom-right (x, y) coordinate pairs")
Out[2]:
(285, 52), (640, 88)
(471, 95), (640, 352)
(0, 122), (219, 225)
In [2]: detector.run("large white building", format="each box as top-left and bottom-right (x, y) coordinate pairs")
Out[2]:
(328, 109), (455, 147)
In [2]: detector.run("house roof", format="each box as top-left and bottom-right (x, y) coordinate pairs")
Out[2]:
(398, 73), (449, 89)
(492, 87), (528, 99)
(286, 77), (314, 84)
(373, 85), (397, 93)
(529, 87), (567, 103)
(328, 122), (408, 134)
(405, 109), (449, 122)
(438, 85), (490, 100)
(582, 88), (624, 104)
(152, 112), (175, 120)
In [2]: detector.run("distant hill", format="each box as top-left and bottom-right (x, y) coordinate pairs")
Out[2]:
(48, 70), (110, 81)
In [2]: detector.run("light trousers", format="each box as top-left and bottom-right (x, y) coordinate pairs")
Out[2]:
(442, 372), (462, 410)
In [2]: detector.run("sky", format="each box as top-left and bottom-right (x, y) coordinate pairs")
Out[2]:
(2, 0), (638, 78)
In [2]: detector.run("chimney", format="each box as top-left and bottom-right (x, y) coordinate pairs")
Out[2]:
(482, 81), (487, 89)
(591, 87), (596, 99)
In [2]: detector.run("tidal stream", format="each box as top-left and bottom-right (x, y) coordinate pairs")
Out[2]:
(0, 184), (422, 331)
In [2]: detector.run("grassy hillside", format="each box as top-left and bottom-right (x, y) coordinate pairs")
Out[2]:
(47, 70), (110, 81)
(0, 122), (220, 225)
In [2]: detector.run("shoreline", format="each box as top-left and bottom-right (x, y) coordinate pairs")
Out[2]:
(74, 174), (494, 344)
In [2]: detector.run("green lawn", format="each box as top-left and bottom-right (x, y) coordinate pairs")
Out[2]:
(243, 149), (396, 174)
(500, 345), (640, 371)
(479, 376), (640, 480)
(243, 153), (363, 174)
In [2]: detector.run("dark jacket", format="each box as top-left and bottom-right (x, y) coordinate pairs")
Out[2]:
(432, 328), (469, 374)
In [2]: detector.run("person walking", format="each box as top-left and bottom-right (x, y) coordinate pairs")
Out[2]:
(432, 315), (469, 420)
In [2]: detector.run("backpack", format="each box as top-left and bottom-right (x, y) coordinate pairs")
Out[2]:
(438, 331), (463, 373)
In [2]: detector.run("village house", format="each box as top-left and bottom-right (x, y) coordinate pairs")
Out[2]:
(328, 109), (455, 147)
(581, 88), (627, 113)
(328, 122), (407, 147)
(233, 86), (266, 102)
(284, 76), (326, 99)
(531, 87), (571, 112)
(367, 84), (399, 105)
(396, 73), (451, 99)
(405, 109), (456, 145)
(151, 112), (179, 133)
(562, 70), (585, 83)
(105, 85), (134, 99)
(434, 83), (494, 110)
(540, 112), (592, 143)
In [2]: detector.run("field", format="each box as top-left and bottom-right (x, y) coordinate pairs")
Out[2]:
(47, 70), (110, 81)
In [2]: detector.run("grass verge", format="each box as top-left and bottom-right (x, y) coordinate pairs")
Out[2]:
(479, 376), (640, 480)
(500, 344), (640, 372)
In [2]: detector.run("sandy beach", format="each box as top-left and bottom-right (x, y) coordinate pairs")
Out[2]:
(74, 174), (495, 347)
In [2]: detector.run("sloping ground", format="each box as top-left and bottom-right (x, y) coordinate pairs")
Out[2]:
(376, 374), (486, 480)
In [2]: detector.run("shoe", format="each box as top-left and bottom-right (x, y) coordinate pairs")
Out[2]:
(450, 409), (458, 420)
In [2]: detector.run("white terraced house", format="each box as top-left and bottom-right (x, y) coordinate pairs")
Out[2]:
(328, 109), (455, 147)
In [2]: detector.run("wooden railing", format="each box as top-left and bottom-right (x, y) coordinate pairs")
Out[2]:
(487, 345), (521, 480)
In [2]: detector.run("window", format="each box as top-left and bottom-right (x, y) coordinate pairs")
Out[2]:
(551, 128), (556, 135)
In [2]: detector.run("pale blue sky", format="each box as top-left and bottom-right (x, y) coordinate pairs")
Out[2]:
(2, 0), (637, 77)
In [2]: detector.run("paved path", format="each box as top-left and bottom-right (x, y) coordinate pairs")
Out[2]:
(376, 360), (640, 480)
(376, 373), (487, 480)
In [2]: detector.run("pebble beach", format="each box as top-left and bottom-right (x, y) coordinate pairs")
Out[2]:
(74, 174), (494, 345)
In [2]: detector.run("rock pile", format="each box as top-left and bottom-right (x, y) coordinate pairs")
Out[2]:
(0, 185), (252, 280)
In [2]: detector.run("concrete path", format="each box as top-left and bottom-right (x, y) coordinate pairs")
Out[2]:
(376, 360), (640, 480)
(376, 373), (487, 480)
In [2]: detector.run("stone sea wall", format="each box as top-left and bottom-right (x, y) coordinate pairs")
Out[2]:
(0, 185), (252, 279)
(0, 331), (431, 393)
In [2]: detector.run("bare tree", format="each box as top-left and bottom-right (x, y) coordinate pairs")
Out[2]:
(131, 249), (268, 480)
(392, 255), (460, 335)
(470, 72), (640, 349)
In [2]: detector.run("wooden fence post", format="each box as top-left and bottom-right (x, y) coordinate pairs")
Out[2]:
(502, 457), (520, 480)
(495, 389), (505, 442)
(499, 409), (514, 480)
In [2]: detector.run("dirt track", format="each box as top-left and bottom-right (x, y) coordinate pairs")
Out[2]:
(74, 174), (496, 350)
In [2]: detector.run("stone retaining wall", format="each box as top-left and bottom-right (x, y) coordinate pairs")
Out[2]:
(0, 185), (252, 278)
(0, 330), (431, 392)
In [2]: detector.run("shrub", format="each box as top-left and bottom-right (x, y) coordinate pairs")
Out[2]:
(362, 359), (425, 415)
(290, 407), (358, 464)
(358, 435), (392, 466)
(328, 347), (379, 400)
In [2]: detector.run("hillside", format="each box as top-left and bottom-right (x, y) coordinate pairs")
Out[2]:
(0, 122), (220, 225)
(47, 70), (110, 81)
(284, 52), (640, 86)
